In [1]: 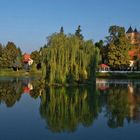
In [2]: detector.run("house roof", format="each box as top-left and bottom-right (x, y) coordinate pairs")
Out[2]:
(23, 53), (30, 59)
(99, 64), (110, 68)
(23, 53), (31, 62)
(126, 26), (133, 33)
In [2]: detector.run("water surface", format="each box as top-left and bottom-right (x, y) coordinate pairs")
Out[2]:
(0, 77), (140, 140)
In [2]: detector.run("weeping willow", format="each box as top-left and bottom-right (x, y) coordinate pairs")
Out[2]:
(42, 33), (100, 85)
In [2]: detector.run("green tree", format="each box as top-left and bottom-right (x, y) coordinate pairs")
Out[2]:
(107, 25), (131, 70)
(75, 25), (84, 40)
(0, 42), (22, 69)
(95, 40), (107, 63)
(42, 30), (99, 85)
(95, 40), (104, 49)
(31, 50), (41, 64)
(60, 26), (64, 34)
(13, 55), (22, 71)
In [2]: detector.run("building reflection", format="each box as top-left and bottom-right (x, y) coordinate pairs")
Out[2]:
(22, 78), (33, 94)
(127, 82), (140, 122)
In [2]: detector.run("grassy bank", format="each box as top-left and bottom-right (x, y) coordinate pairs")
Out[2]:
(0, 69), (42, 77)
(96, 72), (140, 79)
(1, 69), (140, 80)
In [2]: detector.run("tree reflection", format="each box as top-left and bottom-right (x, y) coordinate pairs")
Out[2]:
(1, 78), (140, 131)
(31, 80), (140, 131)
(30, 79), (45, 99)
(0, 77), (44, 107)
(97, 81), (140, 128)
(105, 84), (129, 128)
(39, 86), (101, 133)
(0, 79), (22, 107)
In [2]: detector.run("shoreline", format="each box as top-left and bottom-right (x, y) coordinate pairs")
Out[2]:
(96, 72), (140, 79)
(0, 69), (42, 77)
(1, 70), (140, 87)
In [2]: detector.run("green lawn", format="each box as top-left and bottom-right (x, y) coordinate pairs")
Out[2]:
(0, 69), (42, 77)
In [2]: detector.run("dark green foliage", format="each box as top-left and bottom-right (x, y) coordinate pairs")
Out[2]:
(95, 40), (104, 49)
(13, 52), (23, 71)
(31, 50), (41, 64)
(75, 25), (84, 40)
(95, 40), (107, 63)
(60, 26), (64, 34)
(42, 32), (99, 85)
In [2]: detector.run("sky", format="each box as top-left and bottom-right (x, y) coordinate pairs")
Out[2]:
(0, 0), (140, 53)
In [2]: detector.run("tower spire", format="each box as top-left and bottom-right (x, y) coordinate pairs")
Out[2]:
(126, 26), (133, 33)
(134, 26), (138, 33)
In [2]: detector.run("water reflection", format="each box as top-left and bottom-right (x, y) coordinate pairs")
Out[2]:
(0, 77), (37, 107)
(96, 79), (140, 127)
(0, 78), (140, 133)
(39, 86), (100, 132)
(0, 78), (22, 107)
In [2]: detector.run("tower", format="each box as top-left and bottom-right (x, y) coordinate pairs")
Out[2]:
(126, 26), (140, 47)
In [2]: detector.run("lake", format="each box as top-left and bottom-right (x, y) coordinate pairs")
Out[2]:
(0, 77), (140, 140)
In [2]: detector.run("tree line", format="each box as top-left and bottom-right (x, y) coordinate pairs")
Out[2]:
(31, 25), (138, 85)
(0, 25), (137, 84)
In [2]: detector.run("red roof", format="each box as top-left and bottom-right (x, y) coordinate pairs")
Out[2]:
(129, 50), (136, 57)
(99, 64), (109, 68)
(23, 53), (31, 62)
(128, 50), (140, 59)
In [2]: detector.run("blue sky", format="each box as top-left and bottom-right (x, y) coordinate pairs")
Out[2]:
(0, 0), (139, 53)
